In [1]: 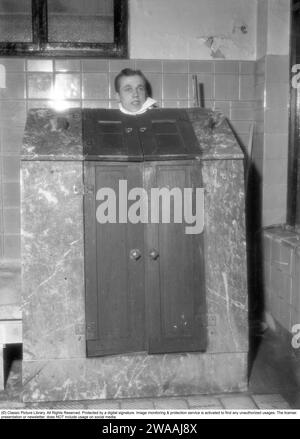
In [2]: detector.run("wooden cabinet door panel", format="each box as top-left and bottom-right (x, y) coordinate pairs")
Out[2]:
(140, 109), (200, 161)
(83, 109), (143, 161)
(144, 162), (206, 354)
(85, 162), (145, 356)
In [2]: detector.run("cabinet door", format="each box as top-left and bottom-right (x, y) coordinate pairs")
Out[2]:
(84, 162), (145, 356)
(138, 109), (200, 161)
(83, 109), (143, 161)
(144, 162), (206, 354)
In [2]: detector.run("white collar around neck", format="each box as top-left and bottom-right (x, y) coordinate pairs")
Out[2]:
(119, 97), (157, 115)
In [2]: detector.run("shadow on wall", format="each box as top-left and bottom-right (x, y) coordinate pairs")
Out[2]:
(228, 121), (264, 378)
(245, 153), (264, 375)
(2, 344), (22, 389)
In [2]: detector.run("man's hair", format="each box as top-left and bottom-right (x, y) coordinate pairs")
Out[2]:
(114, 68), (150, 96)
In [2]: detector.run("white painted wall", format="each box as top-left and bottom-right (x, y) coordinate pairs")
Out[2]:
(129, 0), (257, 60)
(257, 0), (268, 59)
(267, 0), (290, 55)
(257, 0), (290, 58)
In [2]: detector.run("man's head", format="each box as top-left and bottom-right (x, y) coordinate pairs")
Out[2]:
(114, 68), (148, 113)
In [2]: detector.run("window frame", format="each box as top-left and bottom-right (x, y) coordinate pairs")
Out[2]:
(0, 0), (128, 58)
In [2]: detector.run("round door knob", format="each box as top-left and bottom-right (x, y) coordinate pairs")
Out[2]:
(149, 249), (159, 260)
(129, 248), (142, 261)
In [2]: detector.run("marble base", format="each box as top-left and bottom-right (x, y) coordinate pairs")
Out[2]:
(21, 108), (249, 403)
(22, 352), (247, 402)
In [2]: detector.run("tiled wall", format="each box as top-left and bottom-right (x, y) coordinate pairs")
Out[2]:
(0, 57), (256, 263)
(253, 55), (290, 227)
(263, 227), (300, 333)
(0, 56), (293, 326)
(254, 55), (294, 335)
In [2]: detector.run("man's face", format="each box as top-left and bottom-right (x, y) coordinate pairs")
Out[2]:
(116, 75), (146, 112)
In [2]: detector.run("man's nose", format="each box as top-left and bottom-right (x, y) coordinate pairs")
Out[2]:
(132, 88), (139, 97)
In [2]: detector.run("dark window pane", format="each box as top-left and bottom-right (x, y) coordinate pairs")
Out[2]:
(0, 0), (32, 42)
(48, 0), (114, 43)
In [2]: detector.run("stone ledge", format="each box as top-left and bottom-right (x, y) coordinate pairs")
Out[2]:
(263, 225), (300, 250)
(0, 259), (21, 315)
(22, 352), (248, 402)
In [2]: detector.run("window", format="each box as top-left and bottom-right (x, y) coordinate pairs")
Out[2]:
(0, 0), (128, 57)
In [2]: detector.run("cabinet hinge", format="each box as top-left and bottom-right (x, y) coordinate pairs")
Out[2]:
(83, 184), (94, 195)
(73, 183), (94, 196)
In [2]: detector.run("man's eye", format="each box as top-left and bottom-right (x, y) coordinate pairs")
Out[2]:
(123, 87), (132, 92)
(138, 86), (145, 92)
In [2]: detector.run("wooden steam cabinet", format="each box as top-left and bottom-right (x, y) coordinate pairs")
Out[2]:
(83, 109), (206, 357)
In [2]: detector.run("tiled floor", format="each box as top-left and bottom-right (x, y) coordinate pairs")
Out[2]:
(0, 392), (292, 411)
(0, 328), (299, 411)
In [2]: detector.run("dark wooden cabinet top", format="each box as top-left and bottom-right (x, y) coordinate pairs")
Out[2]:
(22, 107), (244, 161)
(83, 108), (201, 161)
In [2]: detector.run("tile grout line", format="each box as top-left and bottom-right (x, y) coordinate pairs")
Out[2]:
(217, 397), (225, 409)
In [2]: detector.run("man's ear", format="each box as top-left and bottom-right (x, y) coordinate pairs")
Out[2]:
(116, 92), (120, 102)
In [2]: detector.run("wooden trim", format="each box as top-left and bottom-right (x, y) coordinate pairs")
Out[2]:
(32, 0), (39, 44)
(288, 6), (300, 225)
(287, 37), (297, 225)
(39, 0), (48, 46)
(114, 0), (128, 58)
(293, 0), (300, 12)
